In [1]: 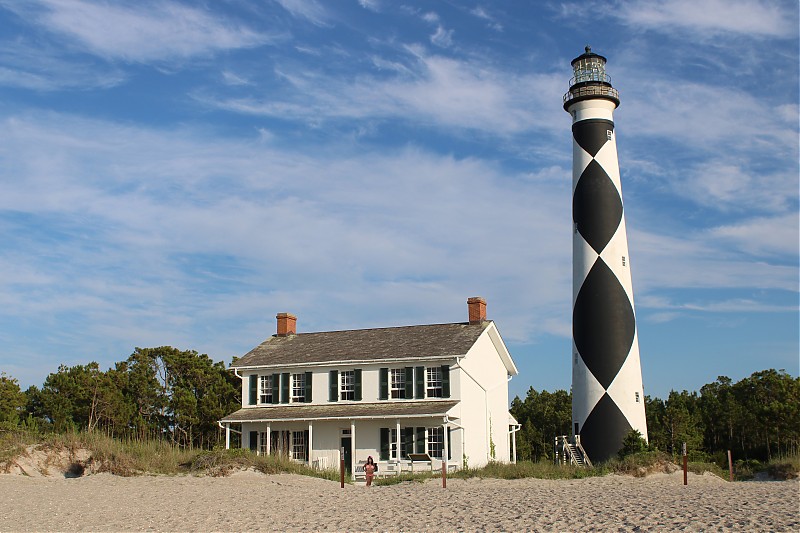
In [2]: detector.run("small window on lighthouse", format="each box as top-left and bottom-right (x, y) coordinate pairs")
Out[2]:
(635, 392), (640, 403)
(622, 256), (626, 266)
(606, 129), (612, 140)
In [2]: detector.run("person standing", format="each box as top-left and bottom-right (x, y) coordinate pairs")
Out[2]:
(364, 456), (377, 487)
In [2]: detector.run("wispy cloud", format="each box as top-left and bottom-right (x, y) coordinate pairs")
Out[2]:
(0, 40), (126, 90)
(430, 25), (454, 48)
(4, 0), (270, 62)
(616, 0), (797, 38)
(197, 49), (560, 136)
(274, 0), (330, 27)
(357, 0), (381, 13)
(469, 6), (503, 31)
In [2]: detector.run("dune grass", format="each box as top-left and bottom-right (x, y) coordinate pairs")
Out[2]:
(6, 427), (792, 482)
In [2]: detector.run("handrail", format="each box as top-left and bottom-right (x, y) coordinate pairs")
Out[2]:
(563, 85), (620, 105)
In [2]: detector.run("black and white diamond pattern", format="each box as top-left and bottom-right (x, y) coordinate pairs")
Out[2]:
(571, 117), (646, 463)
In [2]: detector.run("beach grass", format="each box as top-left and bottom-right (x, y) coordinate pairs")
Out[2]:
(4, 427), (794, 482)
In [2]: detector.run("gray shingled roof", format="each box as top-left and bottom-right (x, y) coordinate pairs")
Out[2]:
(221, 400), (459, 423)
(232, 321), (490, 368)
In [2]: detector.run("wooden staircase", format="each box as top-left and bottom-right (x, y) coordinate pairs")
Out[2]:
(555, 435), (592, 467)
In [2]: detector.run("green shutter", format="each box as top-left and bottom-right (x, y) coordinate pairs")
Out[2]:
(329, 370), (338, 402)
(379, 428), (390, 460)
(304, 430), (310, 461)
(248, 374), (258, 405)
(415, 366), (425, 399)
(304, 372), (313, 403)
(404, 367), (413, 398)
(281, 373), (290, 403)
(354, 369), (362, 401)
(271, 373), (280, 404)
(379, 368), (388, 400)
(402, 427), (414, 459)
(415, 427), (425, 454)
(249, 431), (258, 452)
(447, 428), (452, 460)
(441, 365), (450, 398)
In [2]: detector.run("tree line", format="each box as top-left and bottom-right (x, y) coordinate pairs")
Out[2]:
(1, 352), (797, 461)
(0, 347), (240, 449)
(510, 369), (799, 464)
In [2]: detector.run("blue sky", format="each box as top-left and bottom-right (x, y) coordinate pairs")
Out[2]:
(0, 0), (797, 402)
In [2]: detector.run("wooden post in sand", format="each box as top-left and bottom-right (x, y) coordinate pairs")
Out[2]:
(682, 442), (687, 486)
(340, 447), (345, 489)
(442, 460), (446, 489)
(727, 450), (733, 482)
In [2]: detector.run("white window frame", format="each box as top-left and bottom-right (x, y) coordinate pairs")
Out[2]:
(427, 426), (444, 459)
(291, 430), (306, 461)
(340, 370), (355, 401)
(291, 373), (306, 403)
(259, 375), (272, 404)
(390, 369), (406, 399)
(426, 367), (443, 398)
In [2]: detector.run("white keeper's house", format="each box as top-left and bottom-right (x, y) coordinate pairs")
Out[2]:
(220, 297), (520, 472)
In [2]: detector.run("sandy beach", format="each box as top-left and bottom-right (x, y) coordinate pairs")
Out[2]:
(0, 470), (797, 532)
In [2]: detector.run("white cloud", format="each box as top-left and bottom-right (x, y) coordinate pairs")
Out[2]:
(617, 0), (797, 38)
(274, 0), (330, 26)
(708, 213), (800, 257)
(198, 50), (561, 136)
(422, 12), (439, 23)
(221, 70), (251, 86)
(0, 40), (126, 90)
(430, 25), (454, 48)
(358, 0), (381, 12)
(469, 6), (503, 31)
(9, 0), (269, 62)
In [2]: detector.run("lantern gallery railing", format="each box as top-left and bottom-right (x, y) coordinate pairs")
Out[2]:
(563, 84), (620, 105)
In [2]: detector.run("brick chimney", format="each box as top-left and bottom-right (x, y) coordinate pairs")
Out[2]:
(467, 297), (487, 324)
(276, 313), (297, 336)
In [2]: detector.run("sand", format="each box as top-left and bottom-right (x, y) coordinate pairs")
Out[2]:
(0, 470), (797, 532)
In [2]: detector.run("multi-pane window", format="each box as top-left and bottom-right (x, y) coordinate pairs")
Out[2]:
(259, 375), (272, 404)
(426, 367), (443, 398)
(259, 431), (268, 455)
(427, 427), (444, 459)
(340, 370), (355, 401)
(291, 373), (306, 403)
(291, 431), (306, 461)
(391, 369), (406, 399)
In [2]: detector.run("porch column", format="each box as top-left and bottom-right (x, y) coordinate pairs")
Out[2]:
(512, 426), (517, 464)
(350, 421), (356, 465)
(225, 423), (230, 450)
(308, 421), (314, 465)
(395, 419), (401, 461)
(266, 423), (271, 455)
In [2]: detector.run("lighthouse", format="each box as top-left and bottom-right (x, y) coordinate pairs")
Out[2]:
(564, 47), (647, 462)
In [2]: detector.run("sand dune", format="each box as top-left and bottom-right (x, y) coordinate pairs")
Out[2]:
(0, 470), (797, 531)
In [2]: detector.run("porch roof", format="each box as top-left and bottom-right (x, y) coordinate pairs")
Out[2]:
(221, 400), (459, 423)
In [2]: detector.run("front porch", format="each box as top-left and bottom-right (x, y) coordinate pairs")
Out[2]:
(220, 401), (462, 473)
